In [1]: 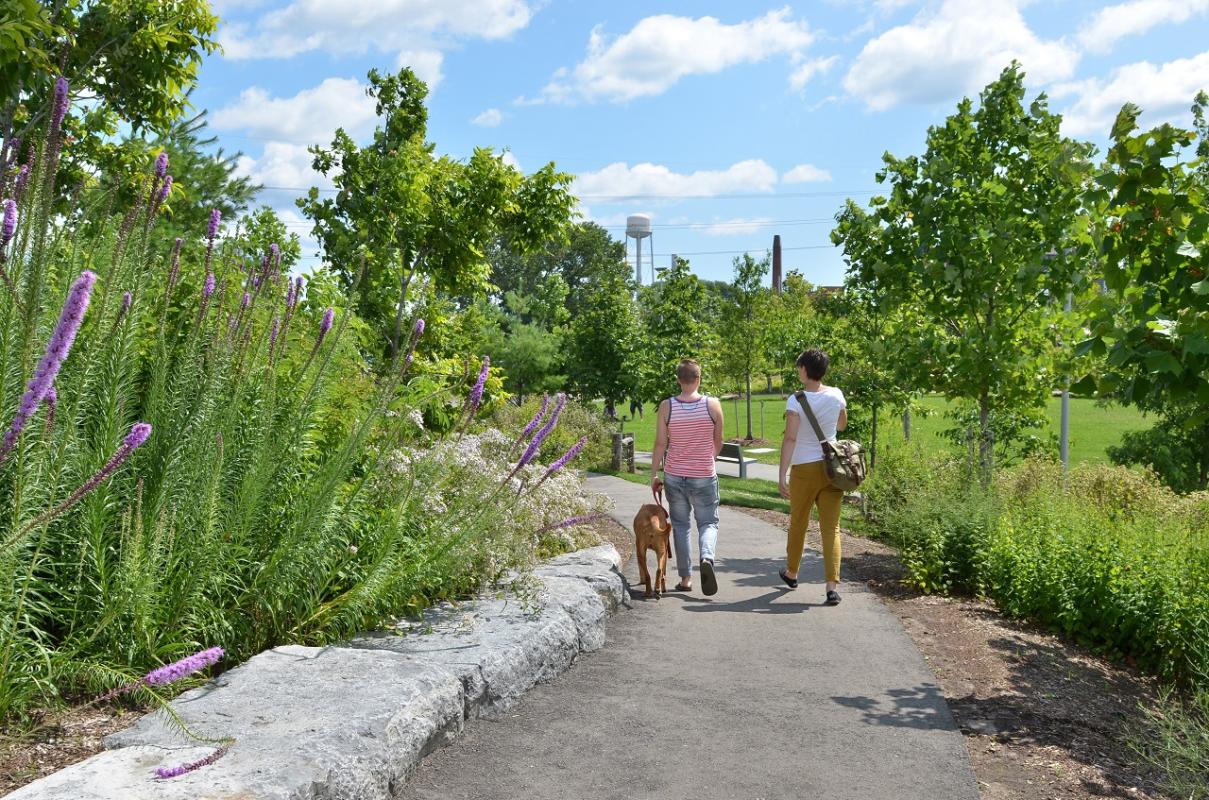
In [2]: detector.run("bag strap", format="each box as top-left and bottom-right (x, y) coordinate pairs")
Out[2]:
(794, 390), (828, 443)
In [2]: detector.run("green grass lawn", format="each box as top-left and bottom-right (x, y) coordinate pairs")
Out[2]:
(614, 393), (1151, 467)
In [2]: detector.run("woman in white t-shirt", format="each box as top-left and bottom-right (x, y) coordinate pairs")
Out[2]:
(776, 348), (847, 606)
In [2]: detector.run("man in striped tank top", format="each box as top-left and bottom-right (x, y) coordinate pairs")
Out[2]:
(650, 359), (725, 596)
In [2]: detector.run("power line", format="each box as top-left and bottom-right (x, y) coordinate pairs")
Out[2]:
(257, 185), (877, 201)
(276, 216), (837, 231)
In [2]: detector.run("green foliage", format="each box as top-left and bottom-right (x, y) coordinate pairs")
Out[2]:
(480, 307), (566, 401)
(1109, 404), (1209, 492)
(834, 63), (1094, 473)
(716, 253), (769, 436)
(1131, 686), (1209, 800)
(865, 450), (1209, 686)
(0, 101), (598, 724)
(300, 68), (576, 361)
(634, 257), (718, 403)
(564, 267), (639, 414)
(493, 396), (614, 472)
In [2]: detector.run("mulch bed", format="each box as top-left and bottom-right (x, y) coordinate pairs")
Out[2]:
(737, 505), (1165, 800)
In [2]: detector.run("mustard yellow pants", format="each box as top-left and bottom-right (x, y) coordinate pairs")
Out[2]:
(787, 461), (843, 583)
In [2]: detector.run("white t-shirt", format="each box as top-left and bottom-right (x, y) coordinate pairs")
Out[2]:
(786, 387), (847, 465)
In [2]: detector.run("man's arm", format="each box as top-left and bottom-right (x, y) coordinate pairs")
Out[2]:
(651, 399), (670, 487)
(708, 397), (724, 456)
(837, 406), (848, 432)
(779, 410), (799, 500)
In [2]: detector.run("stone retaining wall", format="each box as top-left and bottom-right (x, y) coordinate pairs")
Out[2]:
(8, 545), (626, 800)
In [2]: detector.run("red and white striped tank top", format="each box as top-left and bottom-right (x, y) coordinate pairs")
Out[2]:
(664, 395), (717, 478)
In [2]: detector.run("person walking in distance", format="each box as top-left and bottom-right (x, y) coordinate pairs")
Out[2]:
(777, 348), (848, 606)
(650, 359), (725, 595)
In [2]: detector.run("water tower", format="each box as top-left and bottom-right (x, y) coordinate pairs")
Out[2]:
(625, 214), (653, 285)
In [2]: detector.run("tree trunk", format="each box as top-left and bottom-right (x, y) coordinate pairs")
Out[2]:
(766, 373), (773, 393)
(902, 409), (911, 441)
(979, 391), (993, 483)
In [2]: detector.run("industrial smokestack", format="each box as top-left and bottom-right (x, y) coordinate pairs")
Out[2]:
(772, 234), (782, 294)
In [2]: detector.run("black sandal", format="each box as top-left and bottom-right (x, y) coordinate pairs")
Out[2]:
(673, 581), (692, 592)
(778, 569), (798, 589)
(825, 589), (842, 606)
(700, 559), (718, 596)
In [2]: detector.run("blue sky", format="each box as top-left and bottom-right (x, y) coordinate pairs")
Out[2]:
(195, 0), (1209, 286)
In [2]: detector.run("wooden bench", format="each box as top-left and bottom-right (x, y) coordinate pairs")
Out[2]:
(716, 442), (758, 479)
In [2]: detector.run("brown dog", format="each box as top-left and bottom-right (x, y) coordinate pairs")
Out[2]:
(633, 488), (672, 598)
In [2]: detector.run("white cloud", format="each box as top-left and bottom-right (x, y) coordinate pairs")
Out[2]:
(212, 78), (376, 144)
(500, 150), (521, 170)
(534, 9), (816, 104)
(396, 49), (445, 89)
(702, 218), (775, 236)
(783, 164), (833, 183)
(1077, 0), (1209, 55)
(1052, 51), (1209, 136)
(789, 56), (840, 91)
(234, 142), (333, 192)
(473, 108), (504, 127)
(843, 0), (1079, 111)
(574, 160), (778, 199)
(221, 0), (535, 59)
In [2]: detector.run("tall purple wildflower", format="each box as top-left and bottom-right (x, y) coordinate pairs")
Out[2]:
(521, 395), (550, 443)
(269, 317), (279, 349)
(206, 209), (221, 241)
(14, 165), (29, 200)
(0, 272), (96, 464)
(154, 151), (169, 179)
(317, 308), (334, 343)
(535, 435), (588, 487)
(2, 198), (15, 245)
(95, 646), (223, 704)
(155, 746), (229, 780)
(516, 393), (566, 470)
(202, 272), (215, 299)
(157, 174), (172, 203)
(51, 77), (69, 131)
(16, 423), (151, 536)
(240, 292), (250, 311)
(466, 356), (489, 415)
(539, 512), (607, 532)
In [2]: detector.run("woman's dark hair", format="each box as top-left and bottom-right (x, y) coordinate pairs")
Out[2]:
(795, 348), (829, 380)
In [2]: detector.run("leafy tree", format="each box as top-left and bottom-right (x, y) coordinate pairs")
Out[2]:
(565, 268), (639, 417)
(480, 305), (565, 401)
(833, 63), (1094, 475)
(761, 271), (818, 388)
(2, 0), (219, 187)
(1076, 97), (1209, 488)
(489, 221), (627, 317)
(299, 68), (575, 362)
(716, 253), (770, 438)
(635, 258), (717, 404)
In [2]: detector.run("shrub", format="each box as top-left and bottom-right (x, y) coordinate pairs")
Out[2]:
(492, 395), (613, 471)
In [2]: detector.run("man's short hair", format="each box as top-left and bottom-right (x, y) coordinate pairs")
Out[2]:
(795, 349), (829, 380)
(676, 359), (702, 383)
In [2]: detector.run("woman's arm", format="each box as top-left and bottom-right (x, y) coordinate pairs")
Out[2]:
(779, 410), (799, 499)
(837, 406), (848, 432)
(651, 400), (670, 488)
(708, 397), (725, 456)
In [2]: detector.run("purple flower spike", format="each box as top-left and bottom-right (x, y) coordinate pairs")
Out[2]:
(269, 317), (279, 348)
(241, 292), (250, 310)
(51, 77), (69, 130)
(320, 308), (334, 335)
(202, 273), (215, 299)
(294, 276), (303, 303)
(207, 209), (221, 240)
(120, 291), (132, 315)
(14, 165), (29, 199)
(285, 281), (295, 310)
(466, 356), (490, 414)
(521, 394), (550, 443)
(539, 512), (606, 532)
(413, 318), (425, 338)
(158, 175), (172, 203)
(155, 745), (229, 780)
(517, 393), (566, 470)
(144, 646), (223, 687)
(538, 435), (588, 484)
(24, 421), (151, 527)
(154, 151), (168, 179)
(0, 271), (96, 464)
(2, 198), (15, 245)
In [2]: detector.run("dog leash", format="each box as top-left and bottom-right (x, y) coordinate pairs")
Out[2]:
(651, 485), (664, 509)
